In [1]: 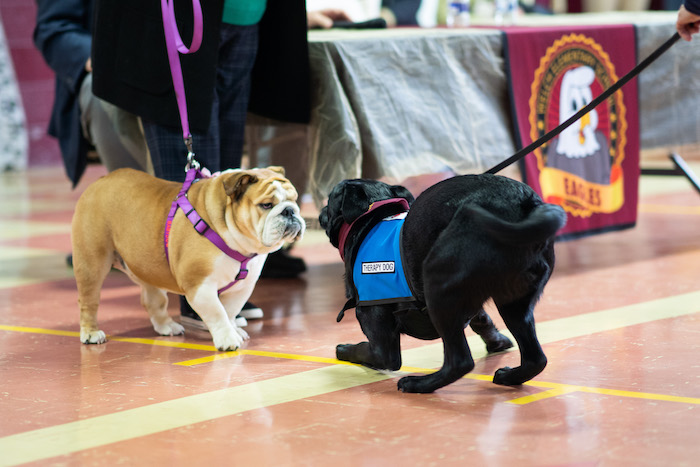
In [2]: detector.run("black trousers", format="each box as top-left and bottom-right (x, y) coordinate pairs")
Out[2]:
(143, 23), (259, 182)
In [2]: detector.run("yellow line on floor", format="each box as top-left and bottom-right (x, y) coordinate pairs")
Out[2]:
(577, 386), (700, 405)
(0, 365), (391, 467)
(1, 290), (699, 465)
(0, 325), (217, 351)
(506, 387), (579, 404)
(0, 325), (79, 338)
(398, 290), (700, 374)
(505, 382), (700, 405)
(0, 325), (363, 366)
(638, 204), (700, 215)
(373, 366), (700, 406)
(5, 324), (698, 407)
(174, 348), (356, 366)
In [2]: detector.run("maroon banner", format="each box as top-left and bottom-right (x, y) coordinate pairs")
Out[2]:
(505, 25), (639, 238)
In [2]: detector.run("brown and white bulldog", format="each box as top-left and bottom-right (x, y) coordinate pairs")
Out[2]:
(71, 166), (305, 351)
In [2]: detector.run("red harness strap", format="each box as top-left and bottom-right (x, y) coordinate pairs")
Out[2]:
(337, 198), (410, 261)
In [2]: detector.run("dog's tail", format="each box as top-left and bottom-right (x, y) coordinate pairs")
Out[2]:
(465, 203), (567, 244)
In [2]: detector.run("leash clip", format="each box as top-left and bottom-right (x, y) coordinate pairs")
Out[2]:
(184, 135), (200, 172)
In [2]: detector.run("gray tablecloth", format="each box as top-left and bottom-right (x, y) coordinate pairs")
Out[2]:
(302, 11), (698, 205)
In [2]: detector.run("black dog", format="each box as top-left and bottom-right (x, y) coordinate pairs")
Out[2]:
(319, 174), (566, 393)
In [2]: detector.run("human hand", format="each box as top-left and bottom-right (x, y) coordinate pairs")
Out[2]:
(307, 9), (352, 29)
(85, 58), (92, 73)
(677, 5), (700, 41)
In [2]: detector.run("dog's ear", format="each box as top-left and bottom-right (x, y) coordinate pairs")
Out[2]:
(319, 185), (349, 247)
(222, 172), (259, 201)
(318, 205), (330, 230)
(391, 185), (415, 206)
(340, 183), (372, 224)
(319, 204), (341, 247)
(265, 166), (286, 176)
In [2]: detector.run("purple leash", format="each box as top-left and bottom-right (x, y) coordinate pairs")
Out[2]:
(160, 1), (255, 293)
(160, 0), (202, 154)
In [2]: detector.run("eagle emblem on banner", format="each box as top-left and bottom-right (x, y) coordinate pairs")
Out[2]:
(529, 34), (627, 218)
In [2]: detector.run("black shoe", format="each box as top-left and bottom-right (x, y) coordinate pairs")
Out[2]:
(179, 296), (249, 330)
(179, 296), (198, 319)
(239, 302), (263, 319)
(179, 296), (209, 331)
(260, 248), (306, 279)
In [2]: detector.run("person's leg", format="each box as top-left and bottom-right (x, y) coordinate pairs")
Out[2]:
(141, 122), (189, 182)
(142, 107), (226, 324)
(217, 23), (259, 170)
(142, 24), (258, 181)
(79, 74), (152, 174)
(143, 23), (260, 326)
(621, 0), (651, 10)
(582, 0), (620, 11)
(142, 113), (222, 182)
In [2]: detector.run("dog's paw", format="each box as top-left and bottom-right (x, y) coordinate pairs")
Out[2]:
(493, 366), (517, 386)
(153, 320), (185, 337)
(493, 360), (546, 385)
(212, 328), (244, 352)
(336, 344), (356, 362)
(485, 334), (514, 354)
(171, 321), (185, 335)
(80, 329), (106, 345)
(397, 375), (434, 394)
(234, 325), (249, 341)
(336, 342), (372, 365)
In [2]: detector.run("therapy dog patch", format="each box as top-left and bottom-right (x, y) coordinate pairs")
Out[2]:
(352, 213), (414, 305)
(362, 261), (395, 274)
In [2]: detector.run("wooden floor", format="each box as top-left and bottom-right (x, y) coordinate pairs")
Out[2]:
(1, 163), (700, 466)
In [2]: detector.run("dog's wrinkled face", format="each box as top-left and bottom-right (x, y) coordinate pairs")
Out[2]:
(221, 166), (305, 248)
(319, 179), (414, 247)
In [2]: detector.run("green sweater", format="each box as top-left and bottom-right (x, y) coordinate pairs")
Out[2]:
(222, 0), (267, 25)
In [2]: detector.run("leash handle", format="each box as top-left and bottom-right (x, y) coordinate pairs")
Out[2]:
(160, 0), (203, 163)
(485, 32), (681, 175)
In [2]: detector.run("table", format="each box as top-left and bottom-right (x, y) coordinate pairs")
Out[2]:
(263, 12), (700, 206)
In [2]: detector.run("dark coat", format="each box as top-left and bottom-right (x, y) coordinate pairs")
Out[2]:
(382, 0), (422, 25)
(249, 0), (310, 124)
(33, 0), (95, 186)
(91, 0), (224, 133)
(686, 0), (700, 15)
(91, 0), (310, 132)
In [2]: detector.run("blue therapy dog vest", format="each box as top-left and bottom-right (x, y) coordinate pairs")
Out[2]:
(352, 213), (414, 305)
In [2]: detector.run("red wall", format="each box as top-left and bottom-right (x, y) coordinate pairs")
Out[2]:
(0, 0), (61, 167)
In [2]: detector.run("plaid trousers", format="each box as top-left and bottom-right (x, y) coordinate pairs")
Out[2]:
(142, 23), (259, 182)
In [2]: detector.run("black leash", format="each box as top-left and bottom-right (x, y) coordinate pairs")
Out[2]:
(485, 32), (681, 175)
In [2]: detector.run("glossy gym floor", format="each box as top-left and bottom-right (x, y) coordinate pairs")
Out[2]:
(1, 161), (699, 466)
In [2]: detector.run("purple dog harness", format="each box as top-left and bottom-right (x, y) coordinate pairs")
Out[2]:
(163, 168), (256, 294)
